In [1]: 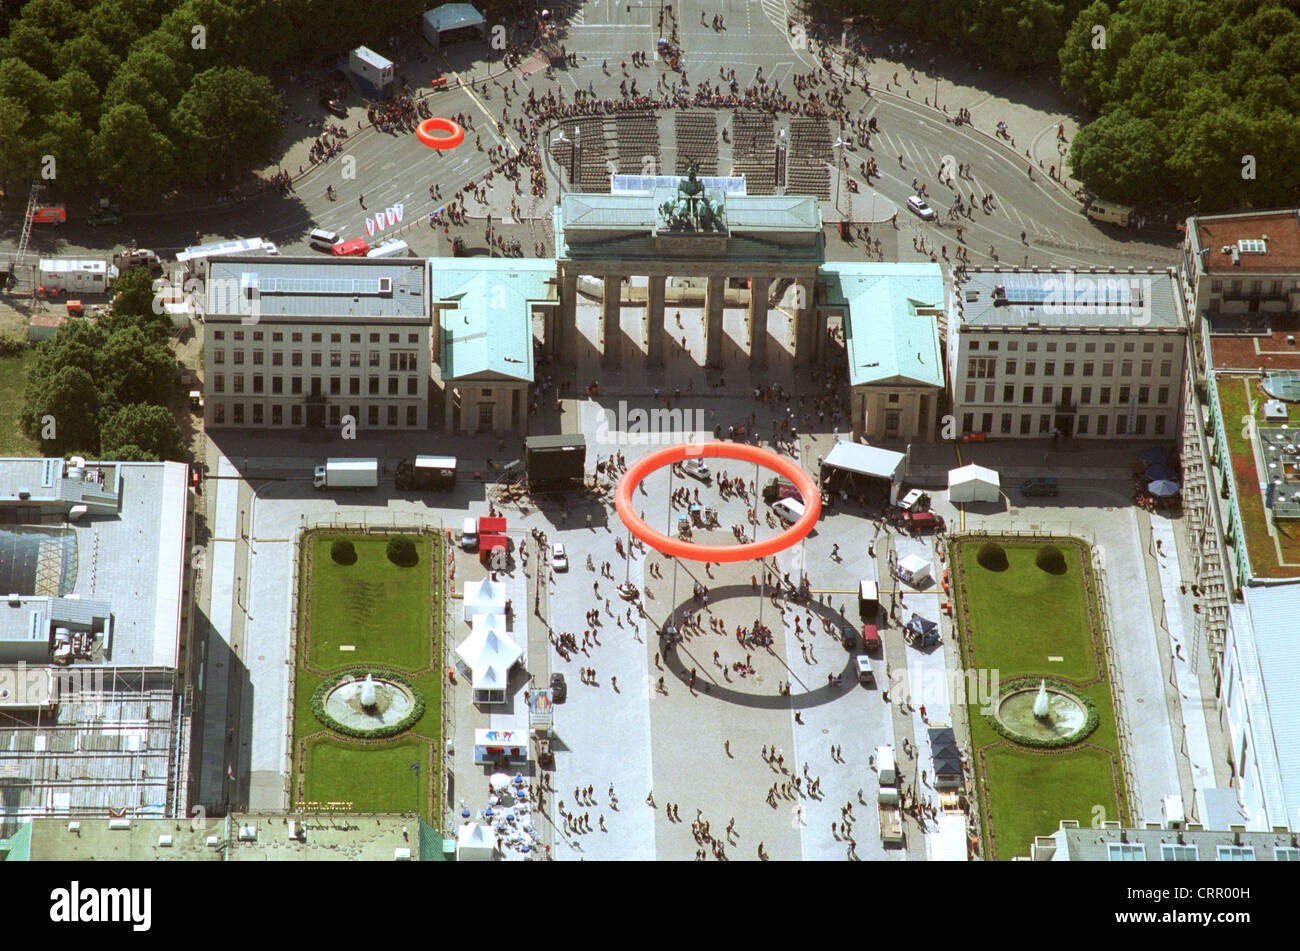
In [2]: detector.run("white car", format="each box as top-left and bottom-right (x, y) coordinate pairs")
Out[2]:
(551, 543), (568, 571)
(907, 195), (936, 220)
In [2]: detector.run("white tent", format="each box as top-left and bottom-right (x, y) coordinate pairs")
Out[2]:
(898, 553), (933, 589)
(948, 463), (1000, 503)
(463, 577), (507, 622)
(456, 821), (498, 861)
(456, 618), (523, 703)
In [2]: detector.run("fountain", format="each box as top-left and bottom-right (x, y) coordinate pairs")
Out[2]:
(992, 679), (1093, 746)
(315, 670), (422, 737)
(1033, 679), (1051, 720)
(359, 674), (378, 710)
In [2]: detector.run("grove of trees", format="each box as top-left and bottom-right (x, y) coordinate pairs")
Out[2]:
(0, 0), (430, 202)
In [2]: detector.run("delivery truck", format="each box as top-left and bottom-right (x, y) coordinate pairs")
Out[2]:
(313, 458), (379, 489)
(395, 455), (457, 491)
(878, 786), (903, 843)
(36, 258), (118, 296)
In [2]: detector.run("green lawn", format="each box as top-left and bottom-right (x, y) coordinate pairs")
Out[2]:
(0, 351), (40, 457)
(958, 540), (1098, 682)
(294, 532), (444, 821)
(305, 534), (434, 671)
(953, 536), (1128, 859)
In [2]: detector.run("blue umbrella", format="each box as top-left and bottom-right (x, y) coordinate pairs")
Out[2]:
(1148, 480), (1180, 497)
(1142, 447), (1175, 465)
(1145, 463), (1179, 482)
(461, 808), (470, 819)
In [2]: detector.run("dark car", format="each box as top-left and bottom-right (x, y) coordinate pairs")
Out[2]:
(87, 209), (123, 227)
(550, 672), (567, 703)
(320, 96), (348, 118)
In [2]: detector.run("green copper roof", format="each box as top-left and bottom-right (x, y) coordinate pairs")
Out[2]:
(432, 258), (553, 382)
(823, 262), (946, 389)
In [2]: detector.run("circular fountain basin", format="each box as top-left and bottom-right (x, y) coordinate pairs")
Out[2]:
(323, 675), (417, 734)
(995, 686), (1088, 744)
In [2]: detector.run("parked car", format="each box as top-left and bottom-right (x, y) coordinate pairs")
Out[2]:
(679, 458), (711, 483)
(28, 206), (66, 224)
(1020, 477), (1059, 497)
(320, 96), (348, 118)
(87, 209), (123, 226)
(551, 543), (568, 571)
(549, 672), (567, 703)
(900, 510), (945, 534)
(331, 238), (370, 256)
(906, 195), (936, 220)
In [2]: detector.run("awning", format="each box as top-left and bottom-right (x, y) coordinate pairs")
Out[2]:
(823, 440), (904, 481)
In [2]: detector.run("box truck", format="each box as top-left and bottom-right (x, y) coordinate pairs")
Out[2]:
(36, 258), (118, 295)
(878, 787), (903, 843)
(395, 456), (457, 491)
(313, 458), (379, 489)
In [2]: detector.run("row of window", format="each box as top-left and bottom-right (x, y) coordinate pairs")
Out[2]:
(968, 339), (1176, 354)
(211, 403), (421, 426)
(211, 349), (421, 370)
(962, 411), (1169, 437)
(211, 329), (421, 345)
(967, 358), (1175, 380)
(1109, 841), (1299, 861)
(962, 383), (1172, 406)
(1206, 279), (1298, 297)
(210, 374), (422, 396)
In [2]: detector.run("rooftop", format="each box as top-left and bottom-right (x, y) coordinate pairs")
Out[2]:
(1207, 315), (1300, 371)
(433, 258), (549, 382)
(1032, 820), (1300, 860)
(1189, 209), (1300, 275)
(823, 262), (945, 388)
(1239, 583), (1300, 829)
(205, 256), (428, 322)
(957, 268), (1184, 331)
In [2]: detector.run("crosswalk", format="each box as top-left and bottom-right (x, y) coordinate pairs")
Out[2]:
(760, 0), (788, 32)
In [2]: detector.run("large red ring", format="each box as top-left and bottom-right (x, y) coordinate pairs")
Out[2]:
(416, 117), (465, 149)
(614, 443), (820, 563)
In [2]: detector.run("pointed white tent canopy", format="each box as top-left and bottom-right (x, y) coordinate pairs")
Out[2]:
(456, 620), (523, 703)
(947, 463), (1000, 503)
(463, 577), (507, 622)
(456, 821), (498, 861)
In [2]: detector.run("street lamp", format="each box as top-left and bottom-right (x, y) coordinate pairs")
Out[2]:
(833, 137), (846, 215)
(776, 129), (786, 191)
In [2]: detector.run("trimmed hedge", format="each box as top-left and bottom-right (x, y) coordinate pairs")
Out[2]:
(330, 538), (357, 565)
(311, 668), (426, 739)
(984, 678), (1099, 749)
(976, 542), (1009, 572)
(386, 535), (418, 567)
(1035, 545), (1068, 575)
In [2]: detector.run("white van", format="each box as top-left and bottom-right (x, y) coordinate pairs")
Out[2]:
(309, 228), (340, 251)
(367, 239), (410, 258)
(1085, 200), (1133, 227)
(461, 516), (478, 550)
(874, 745), (897, 786)
(771, 497), (805, 525)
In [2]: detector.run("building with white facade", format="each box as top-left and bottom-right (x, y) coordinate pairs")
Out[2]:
(948, 268), (1187, 440)
(201, 256), (431, 431)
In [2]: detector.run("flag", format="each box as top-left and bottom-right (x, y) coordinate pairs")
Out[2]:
(374, 212), (386, 232)
(365, 216), (375, 237)
(394, 202), (404, 223)
(386, 206), (397, 227)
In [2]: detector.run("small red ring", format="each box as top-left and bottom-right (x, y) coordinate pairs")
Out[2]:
(614, 443), (820, 563)
(417, 117), (465, 149)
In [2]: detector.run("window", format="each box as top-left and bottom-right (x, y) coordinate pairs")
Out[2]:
(1064, 362), (1074, 377)
(1084, 342), (1096, 353)
(369, 378), (380, 395)
(1137, 386), (1150, 405)
(233, 331), (245, 341)
(233, 404), (244, 424)
(1142, 341), (1154, 352)
(1140, 360), (1152, 377)
(1007, 342), (1019, 351)
(1060, 386), (1072, 407)
(1041, 386), (1053, 405)
(1121, 360), (1133, 376)
(291, 376), (302, 395)
(252, 375), (264, 394)
(1022, 385), (1034, 403)
(233, 374), (244, 394)
(310, 352), (322, 367)
(329, 377), (341, 395)
(348, 405), (359, 422)
(969, 341), (980, 351)
(408, 333), (419, 344)
(330, 333), (342, 344)
(311, 333), (322, 343)
(389, 333), (399, 343)
(1154, 415), (1166, 436)
(1039, 414), (1051, 434)
(213, 350), (225, 365)
(1000, 413), (1012, 434)
(1274, 847), (1300, 861)
(478, 404), (493, 427)
(1134, 414), (1147, 435)
(887, 393), (900, 404)
(1162, 342), (1173, 353)
(1119, 386), (1131, 404)
(350, 377), (360, 396)
(1019, 415), (1031, 435)
(252, 404), (264, 424)
(272, 332), (283, 342)
(1082, 362), (1093, 376)
(407, 378), (419, 396)
(369, 351), (380, 367)
(1104, 342), (1115, 353)
(1160, 361), (1172, 377)
(1027, 342), (1038, 352)
(233, 350), (245, 365)
(350, 352), (361, 367)
(1065, 342), (1077, 353)
(1043, 362), (1056, 376)
(390, 351), (418, 372)
(1046, 342), (1057, 352)
(350, 333), (361, 343)
(407, 405), (418, 426)
(369, 333), (380, 343)
(1107, 843), (1146, 862)
(213, 331), (225, 340)
(252, 331), (263, 341)
(962, 413), (973, 433)
(292, 332), (303, 343)
(368, 406), (379, 425)
(388, 378), (399, 395)
(1096, 415), (1108, 436)
(388, 405), (399, 426)
(272, 352), (283, 366)
(213, 374), (225, 393)
(1216, 846), (1255, 862)
(1116, 415), (1128, 435)
(214, 403), (225, 424)
(981, 413), (993, 432)
(983, 383), (995, 403)
(1025, 362), (1037, 376)
(967, 357), (996, 379)
(330, 352), (341, 368)
(291, 405), (302, 425)
(1080, 387), (1092, 405)
(1076, 415), (1088, 435)
(1005, 360), (1017, 375)
(1100, 386), (1112, 404)
(272, 377), (283, 395)
(329, 406), (341, 426)
(292, 352), (303, 367)
(1123, 341), (1134, 352)
(272, 405), (283, 425)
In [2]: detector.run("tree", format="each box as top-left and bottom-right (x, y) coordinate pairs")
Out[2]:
(91, 101), (176, 199)
(24, 364), (101, 455)
(171, 66), (281, 182)
(36, 110), (94, 193)
(0, 95), (38, 186)
(1068, 107), (1167, 203)
(100, 403), (183, 460)
(95, 324), (174, 412)
(28, 319), (106, 392)
(105, 266), (160, 322)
